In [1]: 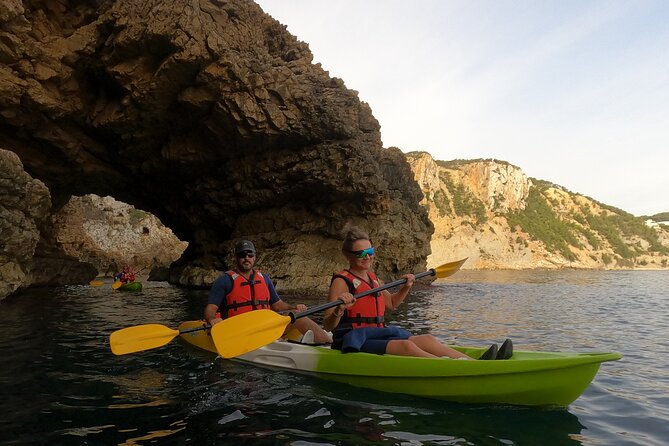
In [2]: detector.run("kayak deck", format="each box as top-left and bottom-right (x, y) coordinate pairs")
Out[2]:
(177, 321), (621, 406)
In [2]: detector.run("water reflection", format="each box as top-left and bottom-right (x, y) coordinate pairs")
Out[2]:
(440, 268), (606, 285)
(175, 365), (586, 445)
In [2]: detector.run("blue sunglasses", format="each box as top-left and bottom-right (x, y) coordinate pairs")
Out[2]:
(348, 247), (375, 258)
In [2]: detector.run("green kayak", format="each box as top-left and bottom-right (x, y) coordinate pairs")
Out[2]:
(117, 282), (143, 292)
(178, 321), (621, 406)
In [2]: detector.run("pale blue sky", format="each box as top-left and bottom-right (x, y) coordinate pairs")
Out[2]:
(255, 0), (669, 216)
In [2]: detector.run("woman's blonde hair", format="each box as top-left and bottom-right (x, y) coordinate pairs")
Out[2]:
(341, 223), (370, 252)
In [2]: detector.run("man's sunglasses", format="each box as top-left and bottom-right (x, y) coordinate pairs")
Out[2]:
(237, 251), (255, 259)
(348, 247), (375, 258)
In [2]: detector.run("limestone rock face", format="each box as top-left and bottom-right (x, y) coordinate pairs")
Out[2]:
(1, 149), (97, 299)
(51, 194), (188, 276)
(0, 150), (50, 298)
(0, 1), (432, 292)
(407, 152), (669, 270)
(457, 162), (530, 213)
(411, 153), (531, 213)
(26, 243), (98, 289)
(408, 153), (536, 268)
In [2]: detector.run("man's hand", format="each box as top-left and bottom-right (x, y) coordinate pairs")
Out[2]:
(293, 303), (308, 312)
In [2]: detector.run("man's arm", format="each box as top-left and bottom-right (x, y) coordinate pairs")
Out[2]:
(205, 274), (232, 325)
(204, 304), (220, 325)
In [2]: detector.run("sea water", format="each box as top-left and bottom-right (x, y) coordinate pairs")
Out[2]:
(0, 270), (667, 445)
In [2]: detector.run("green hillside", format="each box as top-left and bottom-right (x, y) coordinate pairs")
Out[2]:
(505, 182), (669, 266)
(407, 152), (669, 270)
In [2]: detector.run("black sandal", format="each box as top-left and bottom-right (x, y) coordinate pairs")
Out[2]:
(496, 338), (514, 360)
(479, 344), (498, 360)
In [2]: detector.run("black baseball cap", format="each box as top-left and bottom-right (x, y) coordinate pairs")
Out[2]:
(234, 240), (256, 254)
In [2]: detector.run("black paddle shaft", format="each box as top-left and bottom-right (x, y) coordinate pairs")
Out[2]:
(288, 269), (436, 322)
(180, 324), (209, 334)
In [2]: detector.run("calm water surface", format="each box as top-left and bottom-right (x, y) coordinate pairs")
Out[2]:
(1, 270), (667, 445)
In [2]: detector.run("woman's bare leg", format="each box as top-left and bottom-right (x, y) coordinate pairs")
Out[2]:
(285, 318), (331, 343)
(409, 334), (472, 359)
(386, 339), (438, 358)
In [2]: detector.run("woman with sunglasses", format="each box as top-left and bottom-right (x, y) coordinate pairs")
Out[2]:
(205, 239), (334, 344)
(324, 226), (510, 360)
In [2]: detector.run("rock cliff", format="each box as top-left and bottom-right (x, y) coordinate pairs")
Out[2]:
(0, 149), (96, 299)
(0, 0), (432, 296)
(0, 149), (50, 297)
(52, 194), (187, 277)
(408, 152), (669, 270)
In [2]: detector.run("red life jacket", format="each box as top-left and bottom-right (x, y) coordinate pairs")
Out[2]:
(331, 270), (384, 328)
(223, 269), (271, 317)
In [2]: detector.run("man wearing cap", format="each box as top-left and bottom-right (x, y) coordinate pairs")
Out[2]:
(204, 240), (344, 344)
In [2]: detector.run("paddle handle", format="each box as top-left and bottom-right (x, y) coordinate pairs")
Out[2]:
(290, 268), (435, 322)
(180, 324), (208, 335)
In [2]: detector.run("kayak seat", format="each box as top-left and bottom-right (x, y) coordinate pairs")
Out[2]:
(300, 330), (315, 344)
(284, 329), (333, 346)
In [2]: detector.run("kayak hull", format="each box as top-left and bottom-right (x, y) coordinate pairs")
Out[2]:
(178, 321), (621, 406)
(117, 282), (142, 292)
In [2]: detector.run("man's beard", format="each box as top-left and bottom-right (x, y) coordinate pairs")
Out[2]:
(237, 260), (253, 273)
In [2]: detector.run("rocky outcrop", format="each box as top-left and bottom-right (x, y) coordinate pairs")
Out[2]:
(407, 152), (669, 270)
(409, 153), (535, 268)
(27, 240), (98, 289)
(0, 150), (50, 297)
(0, 149), (96, 299)
(0, 0), (432, 293)
(52, 194), (188, 277)
(456, 162), (530, 213)
(410, 154), (531, 213)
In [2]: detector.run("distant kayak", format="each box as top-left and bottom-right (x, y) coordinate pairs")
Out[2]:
(177, 320), (621, 406)
(116, 282), (142, 292)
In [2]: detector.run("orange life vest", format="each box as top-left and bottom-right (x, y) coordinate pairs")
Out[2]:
(223, 269), (271, 317)
(331, 270), (385, 328)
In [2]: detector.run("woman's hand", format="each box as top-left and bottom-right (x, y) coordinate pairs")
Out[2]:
(402, 273), (416, 288)
(334, 292), (355, 317)
(293, 303), (308, 312)
(340, 292), (355, 307)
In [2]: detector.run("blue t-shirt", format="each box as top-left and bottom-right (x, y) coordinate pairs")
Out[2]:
(208, 271), (281, 313)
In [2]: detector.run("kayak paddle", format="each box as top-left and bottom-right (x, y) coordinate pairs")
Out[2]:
(109, 323), (208, 355)
(211, 258), (468, 358)
(108, 258), (467, 356)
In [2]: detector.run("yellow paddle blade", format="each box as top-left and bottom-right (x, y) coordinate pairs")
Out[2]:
(433, 258), (468, 279)
(211, 309), (291, 358)
(109, 324), (179, 355)
(89, 280), (105, 287)
(112, 281), (122, 289)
